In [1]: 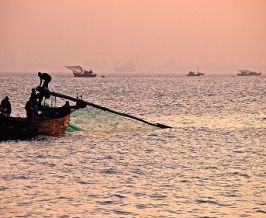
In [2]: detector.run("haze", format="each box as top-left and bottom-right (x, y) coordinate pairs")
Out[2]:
(0, 0), (265, 74)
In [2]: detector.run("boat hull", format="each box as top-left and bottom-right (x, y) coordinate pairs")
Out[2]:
(186, 74), (204, 76)
(0, 114), (70, 141)
(237, 73), (261, 76)
(73, 73), (97, 77)
(186, 71), (204, 76)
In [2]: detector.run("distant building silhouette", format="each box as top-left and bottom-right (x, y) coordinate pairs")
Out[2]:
(114, 61), (135, 73)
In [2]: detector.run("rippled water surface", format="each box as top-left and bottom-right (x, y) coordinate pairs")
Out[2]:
(0, 73), (265, 217)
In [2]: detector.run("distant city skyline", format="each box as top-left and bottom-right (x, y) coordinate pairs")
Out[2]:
(0, 0), (265, 74)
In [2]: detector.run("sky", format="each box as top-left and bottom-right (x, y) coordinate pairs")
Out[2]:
(0, 0), (265, 74)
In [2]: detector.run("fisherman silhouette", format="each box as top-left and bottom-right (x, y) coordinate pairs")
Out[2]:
(25, 97), (39, 121)
(31, 88), (43, 110)
(31, 89), (38, 104)
(0, 96), (11, 117)
(38, 72), (52, 90)
(25, 98), (33, 121)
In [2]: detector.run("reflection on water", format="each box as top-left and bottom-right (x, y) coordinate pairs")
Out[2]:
(0, 74), (265, 217)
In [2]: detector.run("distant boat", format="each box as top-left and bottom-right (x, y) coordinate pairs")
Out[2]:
(186, 71), (204, 76)
(65, 66), (97, 77)
(237, 70), (261, 76)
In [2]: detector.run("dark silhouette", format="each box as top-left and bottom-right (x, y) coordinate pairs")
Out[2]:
(38, 72), (52, 89)
(32, 88), (45, 109)
(0, 96), (11, 117)
(61, 100), (83, 113)
(32, 88), (44, 111)
(25, 98), (33, 121)
(31, 89), (38, 105)
(63, 101), (70, 107)
(36, 92), (45, 109)
(25, 97), (38, 121)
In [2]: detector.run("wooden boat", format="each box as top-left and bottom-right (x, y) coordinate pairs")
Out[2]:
(0, 106), (71, 141)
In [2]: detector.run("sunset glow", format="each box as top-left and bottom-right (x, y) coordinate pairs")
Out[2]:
(0, 0), (265, 73)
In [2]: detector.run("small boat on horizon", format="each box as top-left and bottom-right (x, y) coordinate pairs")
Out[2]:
(237, 70), (262, 76)
(186, 71), (204, 76)
(66, 65), (97, 77)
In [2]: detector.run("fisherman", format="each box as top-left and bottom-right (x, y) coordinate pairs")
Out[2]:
(25, 98), (33, 121)
(25, 97), (38, 121)
(0, 96), (11, 117)
(31, 89), (38, 105)
(38, 72), (52, 90)
(31, 88), (43, 110)
(36, 92), (44, 109)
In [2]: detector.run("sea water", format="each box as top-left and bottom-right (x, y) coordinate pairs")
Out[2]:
(0, 73), (265, 217)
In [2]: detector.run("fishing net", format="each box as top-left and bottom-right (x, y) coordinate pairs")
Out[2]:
(67, 106), (154, 133)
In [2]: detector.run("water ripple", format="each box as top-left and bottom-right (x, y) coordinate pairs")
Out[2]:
(0, 74), (265, 217)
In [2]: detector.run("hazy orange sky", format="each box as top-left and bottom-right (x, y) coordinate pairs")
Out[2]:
(0, 0), (265, 74)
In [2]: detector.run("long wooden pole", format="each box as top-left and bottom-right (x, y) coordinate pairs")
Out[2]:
(43, 90), (172, 129)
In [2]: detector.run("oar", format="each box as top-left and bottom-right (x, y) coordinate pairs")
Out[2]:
(43, 89), (172, 129)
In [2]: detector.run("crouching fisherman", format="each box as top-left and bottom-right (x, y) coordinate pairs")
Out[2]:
(0, 96), (11, 117)
(38, 72), (52, 90)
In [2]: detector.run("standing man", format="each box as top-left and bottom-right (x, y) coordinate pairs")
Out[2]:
(38, 72), (52, 90)
(0, 96), (11, 117)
